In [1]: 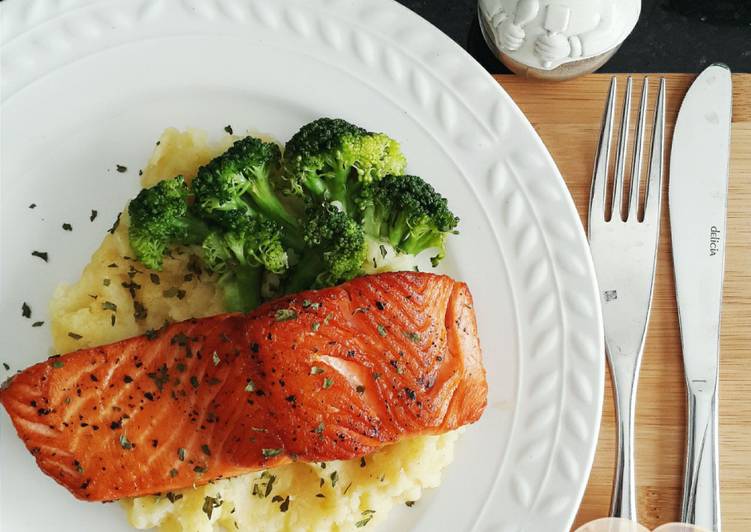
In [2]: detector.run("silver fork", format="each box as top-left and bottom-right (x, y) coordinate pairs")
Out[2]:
(588, 76), (666, 521)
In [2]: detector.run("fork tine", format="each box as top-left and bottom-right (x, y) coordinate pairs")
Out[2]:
(644, 78), (666, 222)
(589, 77), (616, 225)
(627, 78), (649, 222)
(611, 77), (632, 221)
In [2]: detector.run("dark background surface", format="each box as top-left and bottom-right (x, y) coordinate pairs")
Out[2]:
(395, 0), (751, 74)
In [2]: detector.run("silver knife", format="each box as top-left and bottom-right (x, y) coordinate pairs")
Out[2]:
(669, 63), (732, 532)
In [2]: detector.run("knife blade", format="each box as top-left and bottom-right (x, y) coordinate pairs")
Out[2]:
(669, 64), (732, 532)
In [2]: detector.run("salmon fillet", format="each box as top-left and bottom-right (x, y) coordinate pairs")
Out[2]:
(0, 272), (487, 502)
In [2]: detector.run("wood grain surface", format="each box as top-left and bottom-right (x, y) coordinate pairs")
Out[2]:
(495, 74), (751, 531)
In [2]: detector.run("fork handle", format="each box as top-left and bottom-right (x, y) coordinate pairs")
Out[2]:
(609, 357), (639, 521)
(682, 389), (721, 531)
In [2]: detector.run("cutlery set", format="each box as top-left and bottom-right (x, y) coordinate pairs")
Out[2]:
(588, 65), (732, 531)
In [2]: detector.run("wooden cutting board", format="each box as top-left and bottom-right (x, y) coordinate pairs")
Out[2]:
(496, 74), (751, 531)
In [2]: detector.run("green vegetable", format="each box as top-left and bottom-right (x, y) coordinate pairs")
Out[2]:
(284, 202), (366, 293)
(127, 176), (209, 270)
(357, 174), (459, 266)
(122, 119), (458, 313)
(282, 118), (406, 213)
(202, 217), (289, 311)
(192, 136), (301, 243)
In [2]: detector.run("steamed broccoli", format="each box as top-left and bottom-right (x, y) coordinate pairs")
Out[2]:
(282, 118), (406, 212)
(192, 137), (302, 246)
(202, 218), (289, 311)
(284, 202), (367, 293)
(127, 176), (209, 270)
(357, 174), (459, 266)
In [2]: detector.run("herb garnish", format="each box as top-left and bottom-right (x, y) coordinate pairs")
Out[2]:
(178, 448), (186, 461)
(169, 468), (178, 478)
(279, 496), (290, 512)
(2, 363), (9, 371)
(62, 223), (72, 231)
(119, 434), (133, 450)
(116, 164), (127, 173)
(194, 465), (206, 474)
(29, 203), (36, 209)
(262, 448), (282, 458)
(150, 273), (160, 285)
(108, 212), (121, 234)
(68, 332), (82, 340)
(190, 376), (200, 389)
(90, 210), (98, 222)
(212, 352), (221, 366)
(404, 331), (420, 342)
(31, 251), (48, 262)
(310, 366), (324, 375)
(377, 324), (387, 337)
(51, 359), (64, 368)
(355, 509), (376, 527)
(224, 125), (233, 134)
(274, 308), (298, 322)
(245, 379), (256, 392)
(166, 492), (183, 503)
(202, 495), (222, 519)
(133, 301), (147, 320)
(329, 470), (339, 488)
(322, 377), (334, 389)
(405, 501), (416, 507)
(201, 444), (211, 456)
(21, 302), (31, 318)
(32, 321), (44, 327)
(101, 301), (117, 311)
(264, 474), (276, 497)
(311, 322), (320, 332)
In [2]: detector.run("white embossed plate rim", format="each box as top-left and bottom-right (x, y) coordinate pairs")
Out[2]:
(0, 1), (604, 531)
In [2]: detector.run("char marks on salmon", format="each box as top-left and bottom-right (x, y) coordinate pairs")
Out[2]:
(0, 272), (487, 501)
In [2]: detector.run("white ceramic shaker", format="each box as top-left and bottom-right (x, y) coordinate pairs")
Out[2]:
(479, 0), (641, 80)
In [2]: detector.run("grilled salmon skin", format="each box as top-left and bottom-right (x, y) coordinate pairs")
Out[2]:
(0, 272), (487, 501)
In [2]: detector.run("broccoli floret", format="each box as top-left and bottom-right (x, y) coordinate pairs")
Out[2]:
(202, 218), (289, 311)
(357, 174), (459, 266)
(192, 137), (302, 245)
(127, 176), (209, 270)
(284, 202), (367, 293)
(282, 118), (406, 212)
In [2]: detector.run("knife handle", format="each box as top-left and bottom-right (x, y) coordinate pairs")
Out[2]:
(682, 389), (721, 531)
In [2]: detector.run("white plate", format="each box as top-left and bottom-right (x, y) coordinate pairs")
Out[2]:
(0, 0), (604, 530)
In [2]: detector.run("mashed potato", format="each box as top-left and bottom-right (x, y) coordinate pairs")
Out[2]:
(49, 128), (458, 531)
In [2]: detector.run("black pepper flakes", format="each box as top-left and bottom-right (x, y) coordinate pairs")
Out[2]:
(116, 164), (127, 173)
(31, 251), (49, 262)
(62, 223), (73, 231)
(21, 302), (31, 318)
(90, 210), (98, 222)
(224, 125), (233, 134)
